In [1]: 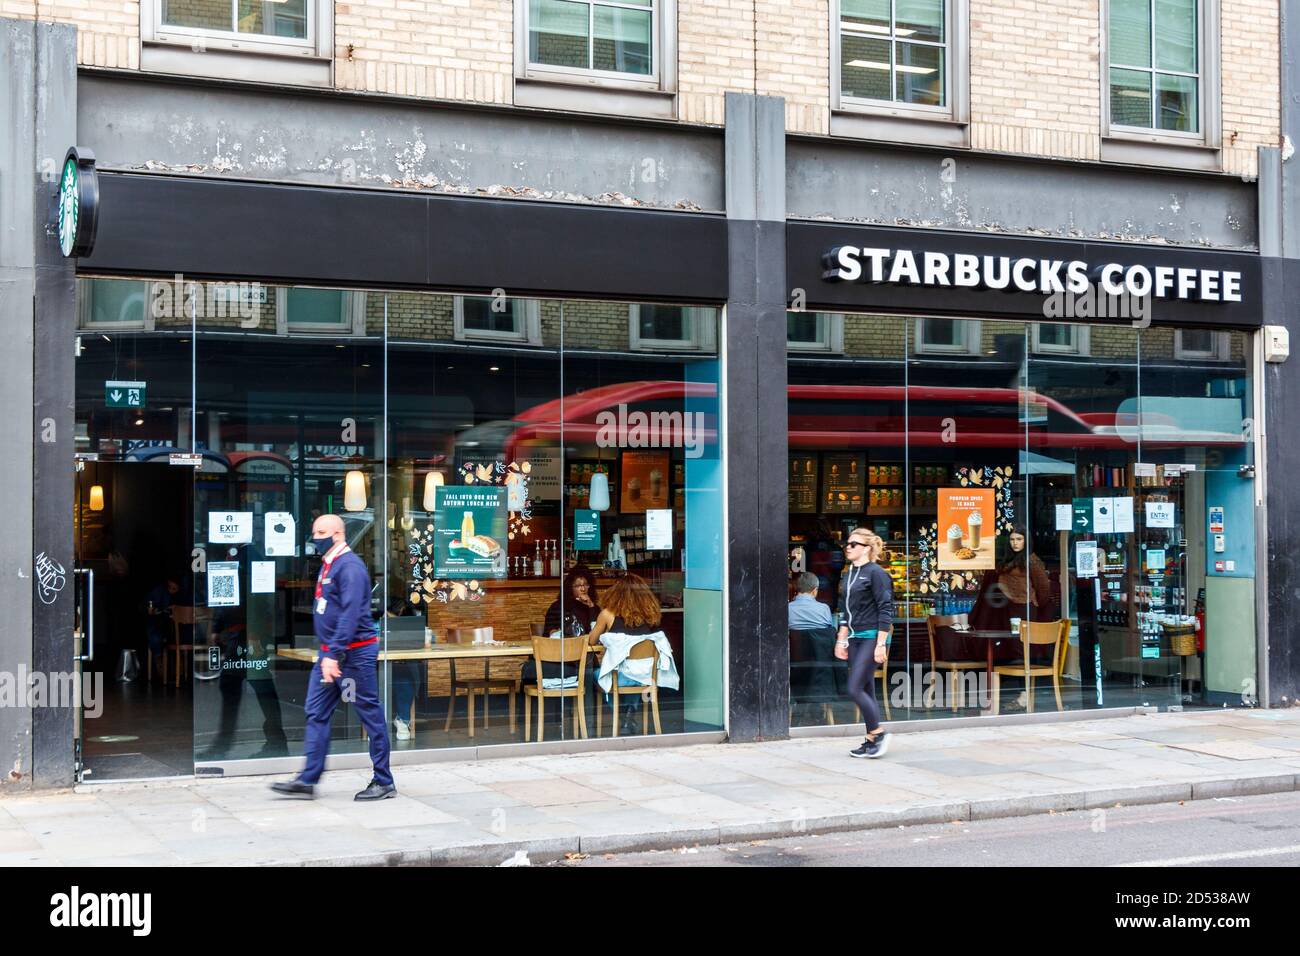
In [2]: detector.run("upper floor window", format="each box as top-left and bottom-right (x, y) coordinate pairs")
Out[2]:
(1032, 323), (1090, 356)
(831, 0), (969, 148)
(1108, 0), (1199, 134)
(454, 296), (542, 345)
(914, 317), (978, 355)
(515, 0), (677, 120)
(141, 0), (333, 86)
(528, 0), (657, 80)
(841, 0), (946, 109)
(629, 305), (717, 352)
(787, 313), (845, 353)
(1102, 0), (1220, 169)
(1174, 328), (1229, 361)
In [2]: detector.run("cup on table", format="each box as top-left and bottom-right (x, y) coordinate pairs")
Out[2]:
(1010, 617), (1021, 635)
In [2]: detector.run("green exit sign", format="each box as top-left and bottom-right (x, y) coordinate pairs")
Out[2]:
(105, 380), (146, 409)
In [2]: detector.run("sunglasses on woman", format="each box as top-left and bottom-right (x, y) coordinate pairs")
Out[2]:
(845, 540), (868, 550)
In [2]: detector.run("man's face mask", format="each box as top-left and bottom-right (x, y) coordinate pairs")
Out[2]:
(307, 534), (334, 557)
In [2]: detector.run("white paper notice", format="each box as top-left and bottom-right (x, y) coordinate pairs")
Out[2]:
(1134, 462), (1156, 478)
(251, 560), (276, 594)
(646, 509), (673, 550)
(1075, 541), (1099, 579)
(1113, 496), (1135, 533)
(1092, 497), (1115, 534)
(264, 512), (296, 556)
(1145, 501), (1176, 528)
(208, 511), (253, 544)
(207, 561), (240, 606)
(1055, 504), (1073, 531)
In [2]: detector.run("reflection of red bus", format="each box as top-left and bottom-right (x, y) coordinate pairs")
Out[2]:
(505, 382), (1245, 454)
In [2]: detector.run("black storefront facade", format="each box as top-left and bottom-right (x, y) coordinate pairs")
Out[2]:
(35, 155), (1290, 787)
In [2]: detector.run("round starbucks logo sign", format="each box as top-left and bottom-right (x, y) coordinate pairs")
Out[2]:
(57, 157), (79, 257)
(55, 147), (98, 258)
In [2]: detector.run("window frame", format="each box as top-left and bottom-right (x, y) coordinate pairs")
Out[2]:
(913, 316), (980, 356)
(453, 296), (543, 345)
(1174, 328), (1230, 361)
(140, 0), (333, 85)
(1031, 323), (1091, 356)
(78, 279), (156, 332)
(276, 288), (366, 336)
(1100, 0), (1221, 168)
(786, 312), (846, 353)
(628, 304), (717, 352)
(830, 0), (970, 148)
(514, 0), (677, 119)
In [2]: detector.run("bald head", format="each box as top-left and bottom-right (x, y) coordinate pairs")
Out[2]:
(313, 514), (344, 537)
(311, 515), (345, 555)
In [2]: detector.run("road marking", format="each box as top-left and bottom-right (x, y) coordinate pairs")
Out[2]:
(1114, 844), (1300, 867)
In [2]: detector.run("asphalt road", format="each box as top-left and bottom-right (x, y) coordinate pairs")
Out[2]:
(559, 791), (1300, 867)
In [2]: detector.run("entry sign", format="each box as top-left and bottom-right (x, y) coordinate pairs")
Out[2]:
(1209, 506), (1225, 533)
(105, 380), (146, 409)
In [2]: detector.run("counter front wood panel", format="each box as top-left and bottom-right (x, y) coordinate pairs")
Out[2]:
(422, 580), (560, 696)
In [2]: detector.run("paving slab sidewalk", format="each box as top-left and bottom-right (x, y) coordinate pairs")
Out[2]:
(4, 709), (1300, 866)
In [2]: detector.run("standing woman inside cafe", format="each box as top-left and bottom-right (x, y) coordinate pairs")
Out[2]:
(836, 530), (893, 759)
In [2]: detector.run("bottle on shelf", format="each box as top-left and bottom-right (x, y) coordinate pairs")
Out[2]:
(533, 542), (544, 577)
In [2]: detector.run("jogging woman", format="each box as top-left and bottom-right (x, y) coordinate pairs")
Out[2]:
(835, 530), (894, 758)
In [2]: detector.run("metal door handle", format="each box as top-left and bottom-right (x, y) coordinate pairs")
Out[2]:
(75, 568), (94, 662)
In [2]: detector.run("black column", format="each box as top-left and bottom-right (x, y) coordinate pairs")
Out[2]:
(724, 93), (789, 741)
(31, 21), (78, 787)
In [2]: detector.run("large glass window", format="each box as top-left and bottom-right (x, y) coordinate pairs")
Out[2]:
(1109, 0), (1200, 134)
(72, 278), (723, 775)
(840, 0), (947, 108)
(787, 313), (1256, 726)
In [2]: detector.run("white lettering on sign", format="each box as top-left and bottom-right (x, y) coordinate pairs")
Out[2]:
(826, 247), (1245, 303)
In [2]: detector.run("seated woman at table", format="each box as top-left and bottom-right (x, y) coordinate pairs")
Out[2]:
(969, 524), (1055, 664)
(585, 574), (680, 724)
(542, 567), (602, 637)
(521, 568), (603, 686)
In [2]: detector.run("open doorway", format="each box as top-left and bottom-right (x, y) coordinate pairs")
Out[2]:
(75, 460), (194, 780)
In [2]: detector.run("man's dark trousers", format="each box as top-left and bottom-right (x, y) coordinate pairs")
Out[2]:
(299, 642), (392, 786)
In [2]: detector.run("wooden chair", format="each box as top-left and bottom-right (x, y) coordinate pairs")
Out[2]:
(442, 627), (518, 738)
(991, 619), (1070, 715)
(926, 613), (983, 712)
(523, 636), (589, 742)
(171, 606), (204, 688)
(596, 639), (663, 737)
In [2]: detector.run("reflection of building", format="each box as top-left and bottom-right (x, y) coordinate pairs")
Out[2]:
(5, 2), (1300, 788)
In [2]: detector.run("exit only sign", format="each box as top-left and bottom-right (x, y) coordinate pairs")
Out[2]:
(105, 380), (145, 409)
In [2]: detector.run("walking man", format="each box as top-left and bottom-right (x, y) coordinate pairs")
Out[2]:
(271, 514), (396, 800)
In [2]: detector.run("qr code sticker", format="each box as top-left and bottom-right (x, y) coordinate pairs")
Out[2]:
(211, 574), (236, 600)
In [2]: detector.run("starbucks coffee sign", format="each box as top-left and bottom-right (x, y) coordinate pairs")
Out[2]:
(56, 147), (99, 258)
(826, 245), (1244, 303)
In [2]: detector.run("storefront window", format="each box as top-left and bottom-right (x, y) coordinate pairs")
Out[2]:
(71, 278), (724, 775)
(787, 313), (1255, 725)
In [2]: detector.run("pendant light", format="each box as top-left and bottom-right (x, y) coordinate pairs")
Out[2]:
(588, 470), (610, 512)
(88, 485), (105, 511)
(344, 470), (367, 512)
(423, 470), (444, 512)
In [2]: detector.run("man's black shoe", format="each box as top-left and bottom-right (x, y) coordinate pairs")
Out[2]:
(354, 779), (397, 801)
(270, 779), (315, 798)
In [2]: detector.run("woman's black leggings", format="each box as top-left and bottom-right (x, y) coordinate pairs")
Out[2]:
(846, 636), (883, 735)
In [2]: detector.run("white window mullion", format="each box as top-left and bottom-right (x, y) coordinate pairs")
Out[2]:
(588, 2), (595, 71)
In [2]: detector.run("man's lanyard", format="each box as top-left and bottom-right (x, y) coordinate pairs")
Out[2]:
(315, 543), (351, 601)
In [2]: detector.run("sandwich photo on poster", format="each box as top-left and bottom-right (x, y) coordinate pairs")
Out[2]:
(619, 451), (670, 514)
(433, 485), (508, 579)
(937, 488), (996, 571)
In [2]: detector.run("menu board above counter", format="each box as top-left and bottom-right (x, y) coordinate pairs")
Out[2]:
(821, 453), (866, 514)
(789, 454), (819, 514)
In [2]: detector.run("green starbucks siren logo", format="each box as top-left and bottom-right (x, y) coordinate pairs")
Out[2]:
(56, 147), (99, 258)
